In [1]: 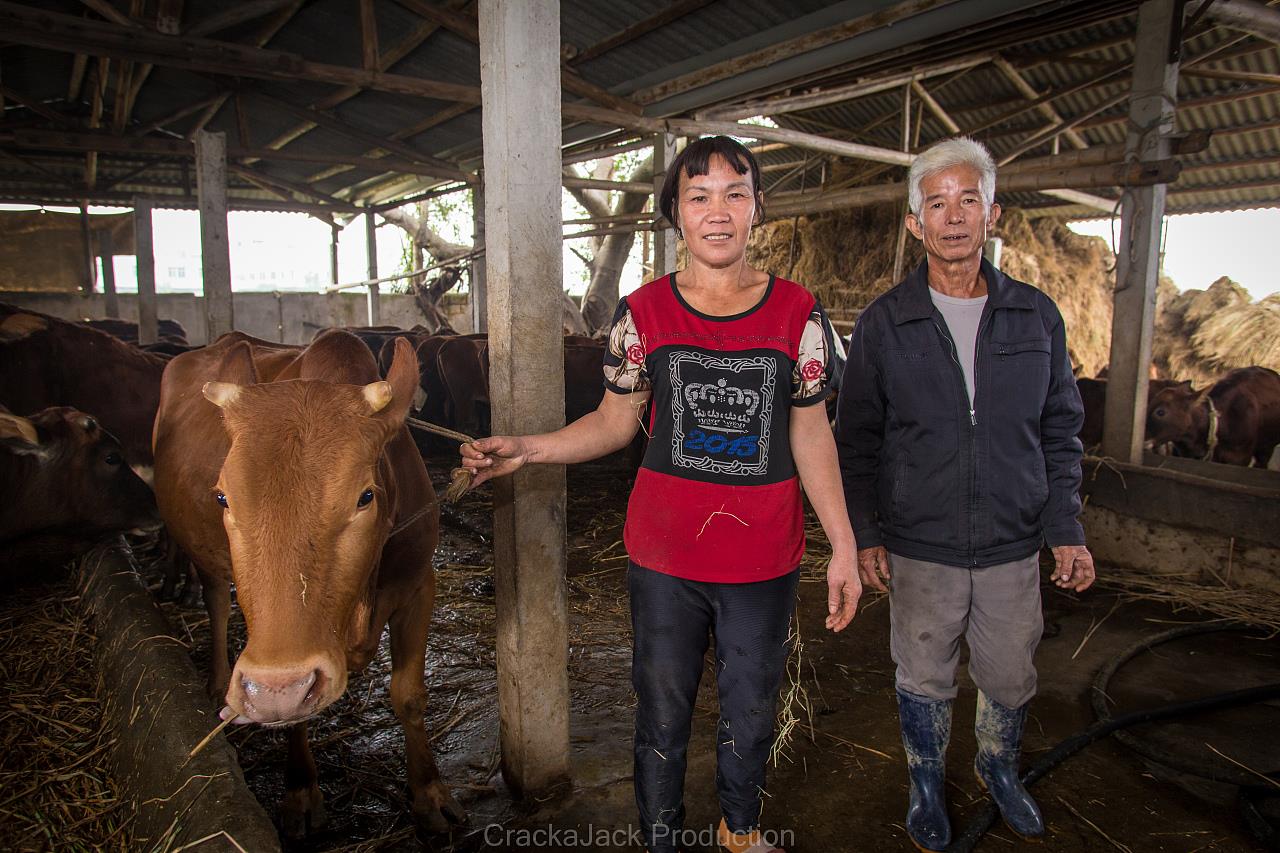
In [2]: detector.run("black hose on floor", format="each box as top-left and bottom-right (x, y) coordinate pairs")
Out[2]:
(947, 623), (1280, 852)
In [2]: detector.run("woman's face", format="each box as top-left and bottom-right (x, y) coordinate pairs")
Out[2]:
(675, 154), (761, 269)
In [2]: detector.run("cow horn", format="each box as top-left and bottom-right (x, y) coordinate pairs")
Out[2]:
(203, 381), (242, 408)
(0, 411), (39, 445)
(363, 380), (393, 413)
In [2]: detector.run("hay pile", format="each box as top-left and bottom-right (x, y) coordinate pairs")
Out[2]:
(0, 579), (133, 851)
(1154, 276), (1280, 385)
(749, 206), (1118, 374)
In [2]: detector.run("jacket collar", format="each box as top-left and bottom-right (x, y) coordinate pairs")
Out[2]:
(890, 257), (1033, 325)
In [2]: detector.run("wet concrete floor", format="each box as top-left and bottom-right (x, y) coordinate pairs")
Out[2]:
(156, 458), (1278, 852)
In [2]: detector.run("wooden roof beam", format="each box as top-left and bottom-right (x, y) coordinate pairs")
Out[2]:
(185, 0), (297, 38)
(391, 0), (643, 116)
(992, 56), (1088, 150)
(699, 55), (992, 121)
(77, 0), (141, 29)
(0, 2), (483, 105)
(3, 128), (450, 177)
(568, 0), (715, 66)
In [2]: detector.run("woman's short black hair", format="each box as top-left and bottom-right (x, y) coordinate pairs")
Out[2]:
(658, 135), (765, 233)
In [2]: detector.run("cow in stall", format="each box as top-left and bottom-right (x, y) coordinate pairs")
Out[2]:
(152, 330), (463, 837)
(0, 304), (166, 471)
(1146, 366), (1280, 466)
(1, 405), (159, 580)
(82, 317), (190, 346)
(437, 335), (490, 437)
(1074, 376), (1182, 451)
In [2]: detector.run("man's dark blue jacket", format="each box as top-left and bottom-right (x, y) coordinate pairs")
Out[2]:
(835, 258), (1086, 568)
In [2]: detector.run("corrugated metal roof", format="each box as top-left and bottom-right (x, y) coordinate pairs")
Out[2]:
(0, 0), (1276, 217)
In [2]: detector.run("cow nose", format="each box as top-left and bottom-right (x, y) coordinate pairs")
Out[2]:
(233, 664), (326, 724)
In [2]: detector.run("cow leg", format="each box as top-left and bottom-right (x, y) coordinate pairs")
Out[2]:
(281, 722), (327, 838)
(202, 572), (233, 701)
(159, 530), (183, 601)
(388, 584), (466, 833)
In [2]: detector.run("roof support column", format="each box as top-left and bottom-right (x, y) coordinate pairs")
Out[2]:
(134, 199), (158, 345)
(1102, 0), (1180, 463)
(478, 0), (569, 797)
(652, 133), (678, 278)
(99, 230), (119, 319)
(195, 130), (234, 340)
(79, 202), (96, 294)
(365, 210), (381, 326)
(329, 223), (340, 287)
(471, 178), (487, 333)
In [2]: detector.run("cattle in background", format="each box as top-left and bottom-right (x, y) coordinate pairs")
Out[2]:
(1146, 367), (1280, 466)
(437, 335), (490, 437)
(82, 317), (189, 346)
(0, 304), (166, 468)
(564, 341), (606, 423)
(152, 330), (462, 836)
(1075, 376), (1181, 451)
(1, 405), (158, 578)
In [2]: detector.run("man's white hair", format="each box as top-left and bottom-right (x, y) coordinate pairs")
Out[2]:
(907, 137), (997, 217)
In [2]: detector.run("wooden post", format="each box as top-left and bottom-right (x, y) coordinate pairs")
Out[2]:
(364, 210), (381, 325)
(329, 223), (340, 287)
(891, 82), (912, 284)
(652, 132), (678, 279)
(478, 0), (569, 797)
(79, 201), (96, 293)
(471, 179), (487, 333)
(134, 199), (158, 344)
(195, 130), (234, 340)
(1102, 0), (1179, 464)
(99, 229), (119, 318)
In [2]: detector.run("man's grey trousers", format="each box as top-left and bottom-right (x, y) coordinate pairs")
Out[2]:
(888, 551), (1043, 709)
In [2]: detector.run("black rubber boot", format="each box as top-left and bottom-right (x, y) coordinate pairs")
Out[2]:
(897, 690), (952, 852)
(974, 690), (1044, 839)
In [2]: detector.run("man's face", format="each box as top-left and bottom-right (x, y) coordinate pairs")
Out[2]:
(905, 164), (1001, 264)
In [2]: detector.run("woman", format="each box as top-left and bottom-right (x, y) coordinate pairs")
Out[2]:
(460, 135), (859, 853)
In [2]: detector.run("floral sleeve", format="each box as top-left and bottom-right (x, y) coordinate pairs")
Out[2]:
(791, 301), (836, 405)
(602, 297), (650, 394)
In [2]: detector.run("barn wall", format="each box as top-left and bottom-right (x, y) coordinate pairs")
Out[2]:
(0, 290), (472, 343)
(0, 211), (135, 292)
(1082, 456), (1280, 594)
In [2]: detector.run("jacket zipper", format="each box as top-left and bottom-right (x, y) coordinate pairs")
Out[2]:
(932, 313), (990, 567)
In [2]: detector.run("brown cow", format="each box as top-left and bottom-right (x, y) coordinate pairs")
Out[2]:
(1076, 377), (1181, 450)
(1, 406), (159, 576)
(0, 304), (167, 468)
(1146, 366), (1280, 466)
(152, 330), (463, 836)
(437, 335), (490, 436)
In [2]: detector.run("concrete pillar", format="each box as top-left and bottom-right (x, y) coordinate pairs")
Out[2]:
(365, 210), (381, 326)
(478, 0), (569, 797)
(134, 200), (158, 344)
(195, 130), (233, 339)
(471, 179), (487, 334)
(1102, 0), (1179, 463)
(79, 202), (96, 294)
(652, 133), (679, 279)
(99, 230), (119, 318)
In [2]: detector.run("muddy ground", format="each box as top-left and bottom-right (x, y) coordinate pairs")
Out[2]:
(17, 454), (1274, 852)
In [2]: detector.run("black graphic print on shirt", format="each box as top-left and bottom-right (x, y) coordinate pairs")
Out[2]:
(669, 351), (775, 477)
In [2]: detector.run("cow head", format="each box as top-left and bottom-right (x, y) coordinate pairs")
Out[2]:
(203, 338), (419, 725)
(0, 406), (160, 541)
(1145, 380), (1204, 448)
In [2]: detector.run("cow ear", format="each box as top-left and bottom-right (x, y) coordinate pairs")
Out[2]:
(216, 340), (259, 386)
(0, 412), (45, 458)
(1176, 379), (1194, 392)
(363, 337), (418, 428)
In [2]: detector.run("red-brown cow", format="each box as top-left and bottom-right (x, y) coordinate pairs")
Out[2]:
(1076, 377), (1181, 451)
(0, 304), (167, 468)
(1, 406), (159, 576)
(152, 330), (463, 837)
(1146, 366), (1280, 466)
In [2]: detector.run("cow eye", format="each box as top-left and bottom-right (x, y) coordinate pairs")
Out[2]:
(357, 488), (375, 509)
(215, 491), (228, 509)
(1155, 407), (1167, 418)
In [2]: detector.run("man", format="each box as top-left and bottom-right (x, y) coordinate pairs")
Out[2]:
(835, 137), (1095, 851)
